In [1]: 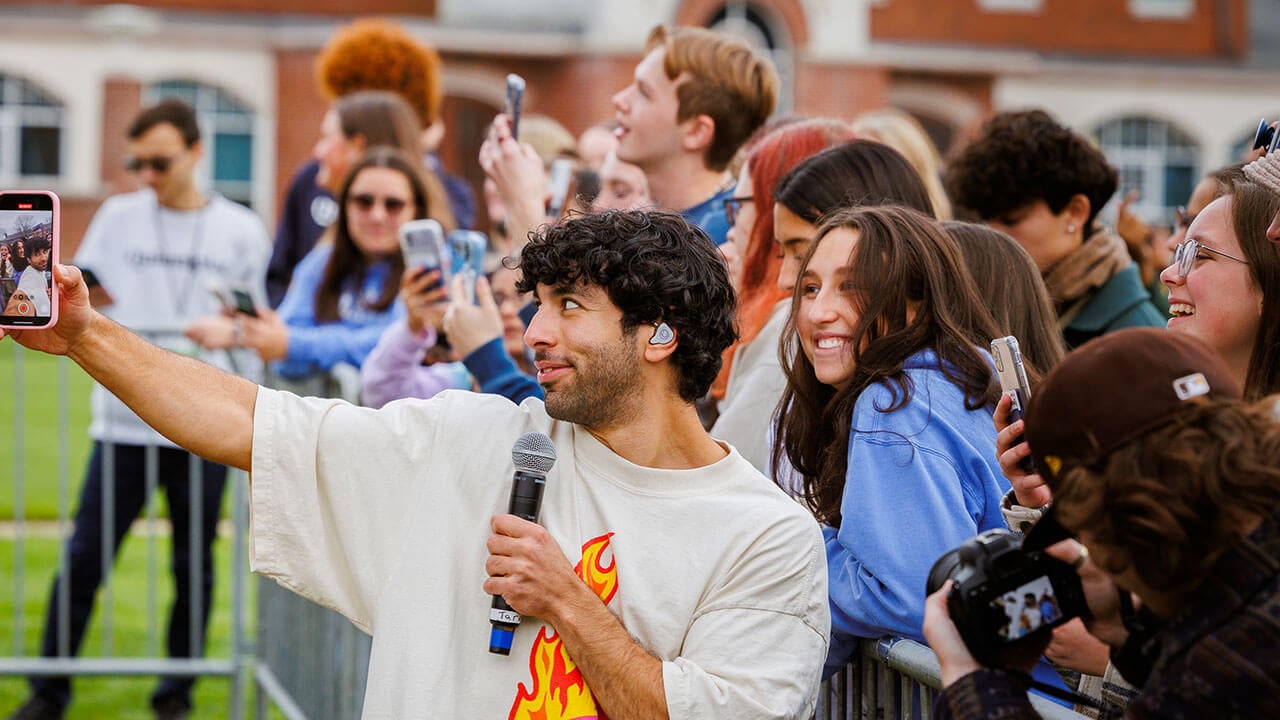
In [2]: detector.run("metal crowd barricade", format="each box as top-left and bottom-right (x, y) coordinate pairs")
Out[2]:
(253, 364), (372, 720)
(819, 637), (1091, 720)
(1, 338), (250, 717)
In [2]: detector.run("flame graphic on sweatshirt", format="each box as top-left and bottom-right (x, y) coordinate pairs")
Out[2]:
(507, 532), (617, 720)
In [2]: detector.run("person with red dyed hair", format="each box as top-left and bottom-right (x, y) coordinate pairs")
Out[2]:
(710, 118), (855, 473)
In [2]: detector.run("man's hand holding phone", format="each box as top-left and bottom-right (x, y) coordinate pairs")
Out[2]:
(0, 264), (94, 355)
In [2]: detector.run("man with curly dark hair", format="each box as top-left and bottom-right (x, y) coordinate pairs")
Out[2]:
(3, 210), (829, 719)
(945, 110), (1164, 349)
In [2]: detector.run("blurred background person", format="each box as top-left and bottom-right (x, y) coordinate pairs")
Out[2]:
(943, 221), (1065, 378)
(946, 109), (1165, 350)
(226, 148), (435, 380)
(593, 148), (651, 212)
(851, 108), (953, 220)
(360, 262), (537, 408)
(10, 98), (269, 720)
(266, 17), (469, 307)
(708, 118), (855, 473)
(479, 113), (578, 256)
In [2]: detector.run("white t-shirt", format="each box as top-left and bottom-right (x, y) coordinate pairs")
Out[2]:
(75, 190), (269, 446)
(250, 388), (829, 719)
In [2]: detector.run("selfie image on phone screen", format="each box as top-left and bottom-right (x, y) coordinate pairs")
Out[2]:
(0, 191), (59, 328)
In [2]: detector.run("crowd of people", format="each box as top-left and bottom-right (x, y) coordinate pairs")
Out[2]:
(5, 15), (1280, 720)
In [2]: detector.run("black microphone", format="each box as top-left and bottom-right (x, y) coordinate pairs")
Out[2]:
(489, 431), (557, 655)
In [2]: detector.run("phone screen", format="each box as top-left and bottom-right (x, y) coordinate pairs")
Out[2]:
(0, 192), (58, 327)
(991, 574), (1064, 642)
(230, 288), (258, 317)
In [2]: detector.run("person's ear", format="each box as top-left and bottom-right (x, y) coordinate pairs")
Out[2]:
(680, 114), (715, 154)
(1063, 194), (1091, 236)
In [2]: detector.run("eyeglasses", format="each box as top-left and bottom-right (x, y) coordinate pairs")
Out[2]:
(723, 195), (754, 227)
(1172, 238), (1248, 279)
(124, 155), (178, 174)
(1174, 206), (1197, 231)
(348, 194), (410, 214)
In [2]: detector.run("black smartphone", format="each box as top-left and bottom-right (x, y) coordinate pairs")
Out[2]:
(0, 191), (59, 328)
(228, 288), (257, 317)
(505, 74), (526, 140)
(991, 336), (1035, 473)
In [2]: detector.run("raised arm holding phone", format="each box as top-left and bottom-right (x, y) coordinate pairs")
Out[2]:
(8, 211), (830, 719)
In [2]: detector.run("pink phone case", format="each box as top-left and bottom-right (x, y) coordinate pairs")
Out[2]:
(0, 190), (60, 329)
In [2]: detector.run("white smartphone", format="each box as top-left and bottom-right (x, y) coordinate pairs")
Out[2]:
(0, 191), (59, 329)
(399, 219), (449, 286)
(991, 336), (1035, 472)
(504, 74), (526, 140)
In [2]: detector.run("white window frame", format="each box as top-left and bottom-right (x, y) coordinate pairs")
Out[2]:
(707, 2), (795, 114)
(1094, 115), (1200, 226)
(1128, 0), (1195, 20)
(0, 73), (66, 186)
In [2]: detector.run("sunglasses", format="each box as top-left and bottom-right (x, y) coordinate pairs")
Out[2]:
(349, 194), (411, 214)
(723, 195), (754, 227)
(124, 155), (178, 173)
(1172, 238), (1248, 279)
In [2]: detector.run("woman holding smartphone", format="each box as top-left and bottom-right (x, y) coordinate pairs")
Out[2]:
(227, 148), (437, 378)
(775, 205), (1012, 677)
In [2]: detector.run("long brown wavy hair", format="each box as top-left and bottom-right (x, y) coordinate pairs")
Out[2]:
(775, 206), (1001, 526)
(314, 147), (431, 323)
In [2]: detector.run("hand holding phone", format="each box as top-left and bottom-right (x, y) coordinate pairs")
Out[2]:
(991, 336), (1035, 474)
(504, 74), (526, 141)
(0, 191), (59, 329)
(448, 230), (487, 304)
(399, 219), (449, 289)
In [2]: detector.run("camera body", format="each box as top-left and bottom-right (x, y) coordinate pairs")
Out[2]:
(927, 529), (1088, 667)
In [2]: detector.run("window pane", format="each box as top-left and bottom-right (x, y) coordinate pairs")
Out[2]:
(214, 132), (252, 182)
(1164, 165), (1194, 207)
(19, 126), (60, 175)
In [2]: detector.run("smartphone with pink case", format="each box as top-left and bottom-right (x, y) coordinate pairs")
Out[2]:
(0, 191), (59, 329)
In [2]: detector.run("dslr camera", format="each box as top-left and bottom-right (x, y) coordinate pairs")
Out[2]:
(926, 529), (1088, 667)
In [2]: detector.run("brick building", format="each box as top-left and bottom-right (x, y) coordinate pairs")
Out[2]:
(0, 0), (1275, 253)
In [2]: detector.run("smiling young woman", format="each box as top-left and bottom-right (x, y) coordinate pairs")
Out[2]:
(775, 205), (1015, 678)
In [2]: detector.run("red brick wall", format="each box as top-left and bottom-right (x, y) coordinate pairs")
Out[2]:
(871, 0), (1247, 59)
(0, 0), (434, 16)
(273, 48), (330, 227)
(794, 63), (892, 122)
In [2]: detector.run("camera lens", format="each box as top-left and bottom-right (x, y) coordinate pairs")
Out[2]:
(926, 548), (963, 595)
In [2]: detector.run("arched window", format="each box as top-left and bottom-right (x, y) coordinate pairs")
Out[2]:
(1094, 115), (1199, 225)
(0, 73), (64, 182)
(706, 2), (794, 113)
(148, 80), (255, 207)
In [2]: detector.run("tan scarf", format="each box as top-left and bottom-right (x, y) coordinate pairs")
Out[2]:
(1042, 227), (1133, 309)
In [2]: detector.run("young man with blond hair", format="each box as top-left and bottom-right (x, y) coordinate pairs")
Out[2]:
(612, 25), (777, 246)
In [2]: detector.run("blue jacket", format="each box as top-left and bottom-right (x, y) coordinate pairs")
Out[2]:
(824, 349), (1010, 676)
(680, 185), (734, 247)
(272, 244), (405, 379)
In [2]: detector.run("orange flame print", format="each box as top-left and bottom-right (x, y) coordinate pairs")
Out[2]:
(508, 533), (617, 720)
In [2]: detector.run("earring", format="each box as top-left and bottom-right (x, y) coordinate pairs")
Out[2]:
(1067, 224), (1077, 234)
(649, 322), (675, 345)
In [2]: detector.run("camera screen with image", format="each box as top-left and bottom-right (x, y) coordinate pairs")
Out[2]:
(992, 575), (1063, 642)
(0, 194), (57, 327)
(928, 529), (1087, 667)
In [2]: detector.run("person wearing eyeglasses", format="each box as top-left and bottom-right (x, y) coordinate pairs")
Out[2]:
(1160, 168), (1280, 400)
(224, 148), (436, 383)
(705, 118), (854, 473)
(9, 98), (270, 720)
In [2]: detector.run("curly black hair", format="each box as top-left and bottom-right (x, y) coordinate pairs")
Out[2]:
(945, 110), (1118, 235)
(515, 210), (738, 402)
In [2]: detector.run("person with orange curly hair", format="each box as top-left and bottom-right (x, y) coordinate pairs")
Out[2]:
(267, 17), (475, 307)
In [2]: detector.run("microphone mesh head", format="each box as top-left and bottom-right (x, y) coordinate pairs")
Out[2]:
(512, 432), (556, 474)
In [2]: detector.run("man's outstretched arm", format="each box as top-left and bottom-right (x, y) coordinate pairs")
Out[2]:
(2, 264), (257, 470)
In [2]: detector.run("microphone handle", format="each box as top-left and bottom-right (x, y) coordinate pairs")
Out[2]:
(489, 469), (546, 655)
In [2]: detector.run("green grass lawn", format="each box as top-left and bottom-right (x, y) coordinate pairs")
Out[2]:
(0, 531), (257, 719)
(0, 345), (95, 520)
(0, 343), (286, 718)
